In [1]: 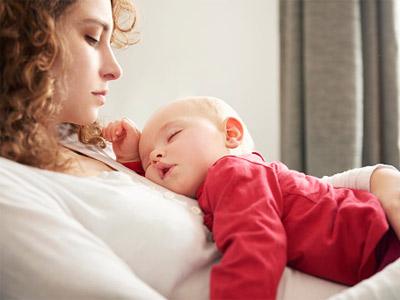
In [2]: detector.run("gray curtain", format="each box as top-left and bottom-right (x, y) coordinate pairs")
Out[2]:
(280, 0), (399, 177)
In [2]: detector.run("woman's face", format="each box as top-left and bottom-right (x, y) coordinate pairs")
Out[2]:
(54, 0), (122, 125)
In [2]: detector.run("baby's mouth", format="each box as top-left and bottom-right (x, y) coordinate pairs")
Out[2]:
(156, 162), (175, 179)
(161, 166), (170, 177)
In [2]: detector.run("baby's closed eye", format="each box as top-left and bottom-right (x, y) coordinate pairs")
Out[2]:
(167, 130), (182, 142)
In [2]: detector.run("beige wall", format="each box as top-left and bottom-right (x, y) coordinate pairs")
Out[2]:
(102, 0), (280, 160)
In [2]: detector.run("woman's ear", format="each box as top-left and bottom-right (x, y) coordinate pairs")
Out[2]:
(223, 117), (244, 149)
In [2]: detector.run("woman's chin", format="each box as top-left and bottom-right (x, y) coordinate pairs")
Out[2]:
(58, 112), (99, 126)
(76, 113), (99, 126)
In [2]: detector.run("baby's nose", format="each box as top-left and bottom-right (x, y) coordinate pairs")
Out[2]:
(150, 149), (165, 162)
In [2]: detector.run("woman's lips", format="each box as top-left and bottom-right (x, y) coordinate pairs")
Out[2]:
(92, 90), (108, 105)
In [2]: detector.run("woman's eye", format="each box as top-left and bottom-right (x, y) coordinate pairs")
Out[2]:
(167, 130), (182, 142)
(85, 35), (100, 46)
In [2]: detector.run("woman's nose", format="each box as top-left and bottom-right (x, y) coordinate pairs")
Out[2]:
(100, 46), (122, 81)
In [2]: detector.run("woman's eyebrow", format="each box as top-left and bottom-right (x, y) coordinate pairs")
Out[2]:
(79, 18), (110, 32)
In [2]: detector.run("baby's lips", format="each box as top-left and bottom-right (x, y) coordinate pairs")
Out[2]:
(154, 161), (175, 179)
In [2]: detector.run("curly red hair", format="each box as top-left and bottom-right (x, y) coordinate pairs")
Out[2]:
(0, 0), (138, 170)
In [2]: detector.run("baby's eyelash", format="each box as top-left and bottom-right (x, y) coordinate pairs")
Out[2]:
(167, 130), (182, 142)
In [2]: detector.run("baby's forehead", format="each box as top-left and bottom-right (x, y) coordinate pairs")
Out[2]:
(145, 102), (204, 130)
(139, 100), (217, 147)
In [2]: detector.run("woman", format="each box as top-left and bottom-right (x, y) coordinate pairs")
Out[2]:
(0, 1), (399, 299)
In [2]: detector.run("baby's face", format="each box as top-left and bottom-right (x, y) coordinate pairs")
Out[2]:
(139, 102), (230, 198)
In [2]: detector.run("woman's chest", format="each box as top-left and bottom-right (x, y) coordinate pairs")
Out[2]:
(55, 177), (217, 296)
(67, 154), (115, 176)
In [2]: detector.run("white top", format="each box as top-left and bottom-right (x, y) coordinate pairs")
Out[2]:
(0, 135), (398, 300)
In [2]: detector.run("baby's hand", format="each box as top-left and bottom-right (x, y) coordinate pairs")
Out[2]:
(370, 167), (400, 239)
(102, 118), (141, 163)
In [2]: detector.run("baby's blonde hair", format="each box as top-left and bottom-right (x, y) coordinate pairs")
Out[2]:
(172, 96), (255, 154)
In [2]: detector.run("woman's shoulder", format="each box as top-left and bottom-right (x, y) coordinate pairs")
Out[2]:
(0, 155), (40, 180)
(0, 156), (68, 212)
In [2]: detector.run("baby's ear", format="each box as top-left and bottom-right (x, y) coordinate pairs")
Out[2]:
(223, 117), (244, 148)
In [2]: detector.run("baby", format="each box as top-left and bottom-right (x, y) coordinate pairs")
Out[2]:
(103, 96), (400, 300)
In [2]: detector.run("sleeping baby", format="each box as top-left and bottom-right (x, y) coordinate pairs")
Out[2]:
(103, 96), (400, 300)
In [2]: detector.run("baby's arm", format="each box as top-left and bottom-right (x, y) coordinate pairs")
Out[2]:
(203, 157), (286, 300)
(102, 118), (141, 163)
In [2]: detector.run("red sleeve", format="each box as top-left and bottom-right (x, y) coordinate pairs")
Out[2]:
(122, 161), (145, 176)
(200, 156), (287, 300)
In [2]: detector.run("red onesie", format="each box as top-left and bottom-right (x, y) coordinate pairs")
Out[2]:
(125, 153), (399, 300)
(195, 153), (399, 300)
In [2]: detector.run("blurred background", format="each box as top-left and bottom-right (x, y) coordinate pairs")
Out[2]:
(103, 0), (399, 177)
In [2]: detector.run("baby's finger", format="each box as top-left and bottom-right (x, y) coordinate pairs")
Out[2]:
(109, 121), (120, 141)
(102, 124), (113, 141)
(104, 121), (119, 142)
(114, 121), (125, 137)
(121, 118), (141, 136)
(107, 122), (117, 141)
